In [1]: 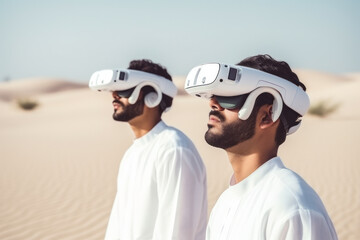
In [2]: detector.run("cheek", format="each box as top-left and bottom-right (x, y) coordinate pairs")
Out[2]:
(119, 99), (132, 108)
(225, 109), (240, 121)
(121, 98), (130, 104)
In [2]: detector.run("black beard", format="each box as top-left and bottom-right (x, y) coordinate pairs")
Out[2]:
(112, 100), (144, 122)
(204, 110), (255, 149)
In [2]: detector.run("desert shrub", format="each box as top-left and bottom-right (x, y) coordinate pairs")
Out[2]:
(16, 98), (39, 111)
(308, 100), (340, 117)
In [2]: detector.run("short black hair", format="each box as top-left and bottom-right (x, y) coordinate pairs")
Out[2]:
(128, 59), (173, 114)
(237, 54), (306, 146)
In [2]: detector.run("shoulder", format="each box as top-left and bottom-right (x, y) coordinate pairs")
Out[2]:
(154, 123), (204, 163)
(269, 168), (331, 230)
(157, 124), (198, 151)
(152, 125), (206, 181)
(269, 168), (326, 212)
(265, 168), (337, 237)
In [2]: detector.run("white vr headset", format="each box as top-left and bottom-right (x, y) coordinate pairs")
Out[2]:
(185, 63), (310, 134)
(89, 69), (178, 111)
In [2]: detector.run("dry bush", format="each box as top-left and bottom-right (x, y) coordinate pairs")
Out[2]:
(16, 98), (39, 111)
(308, 100), (340, 117)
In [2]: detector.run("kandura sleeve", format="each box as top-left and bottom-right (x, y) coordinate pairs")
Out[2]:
(270, 209), (338, 240)
(153, 147), (207, 240)
(104, 192), (121, 240)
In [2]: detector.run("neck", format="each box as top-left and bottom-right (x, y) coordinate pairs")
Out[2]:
(129, 110), (161, 139)
(226, 138), (277, 184)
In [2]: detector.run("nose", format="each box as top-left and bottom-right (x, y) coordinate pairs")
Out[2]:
(209, 97), (224, 111)
(112, 92), (120, 99)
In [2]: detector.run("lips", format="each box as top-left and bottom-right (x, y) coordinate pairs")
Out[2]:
(209, 115), (221, 122)
(112, 100), (124, 110)
(209, 110), (224, 122)
(208, 110), (224, 125)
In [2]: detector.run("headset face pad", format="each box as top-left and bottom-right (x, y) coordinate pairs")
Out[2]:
(214, 94), (248, 110)
(115, 87), (136, 98)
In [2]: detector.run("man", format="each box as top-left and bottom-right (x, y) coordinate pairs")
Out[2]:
(184, 55), (338, 239)
(89, 59), (207, 240)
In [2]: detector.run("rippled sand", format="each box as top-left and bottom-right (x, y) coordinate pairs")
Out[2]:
(1, 72), (359, 239)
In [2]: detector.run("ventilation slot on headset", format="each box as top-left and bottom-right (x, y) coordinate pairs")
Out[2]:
(119, 71), (126, 81)
(228, 68), (237, 81)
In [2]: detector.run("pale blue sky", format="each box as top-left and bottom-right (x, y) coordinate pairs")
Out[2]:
(1, 0), (359, 83)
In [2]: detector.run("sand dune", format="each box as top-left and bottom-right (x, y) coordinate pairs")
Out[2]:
(0, 72), (359, 240)
(295, 69), (354, 91)
(0, 78), (87, 101)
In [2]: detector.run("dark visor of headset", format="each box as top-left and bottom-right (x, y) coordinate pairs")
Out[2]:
(114, 87), (136, 98)
(214, 94), (248, 110)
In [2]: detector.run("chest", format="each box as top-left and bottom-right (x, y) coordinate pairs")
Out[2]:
(208, 181), (281, 240)
(117, 145), (158, 194)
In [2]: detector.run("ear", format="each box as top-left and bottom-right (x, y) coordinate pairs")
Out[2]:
(259, 105), (278, 130)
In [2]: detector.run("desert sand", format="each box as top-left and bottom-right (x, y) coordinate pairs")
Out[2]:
(0, 71), (359, 240)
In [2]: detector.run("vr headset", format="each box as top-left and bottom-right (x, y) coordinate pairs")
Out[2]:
(184, 63), (310, 134)
(89, 69), (177, 111)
